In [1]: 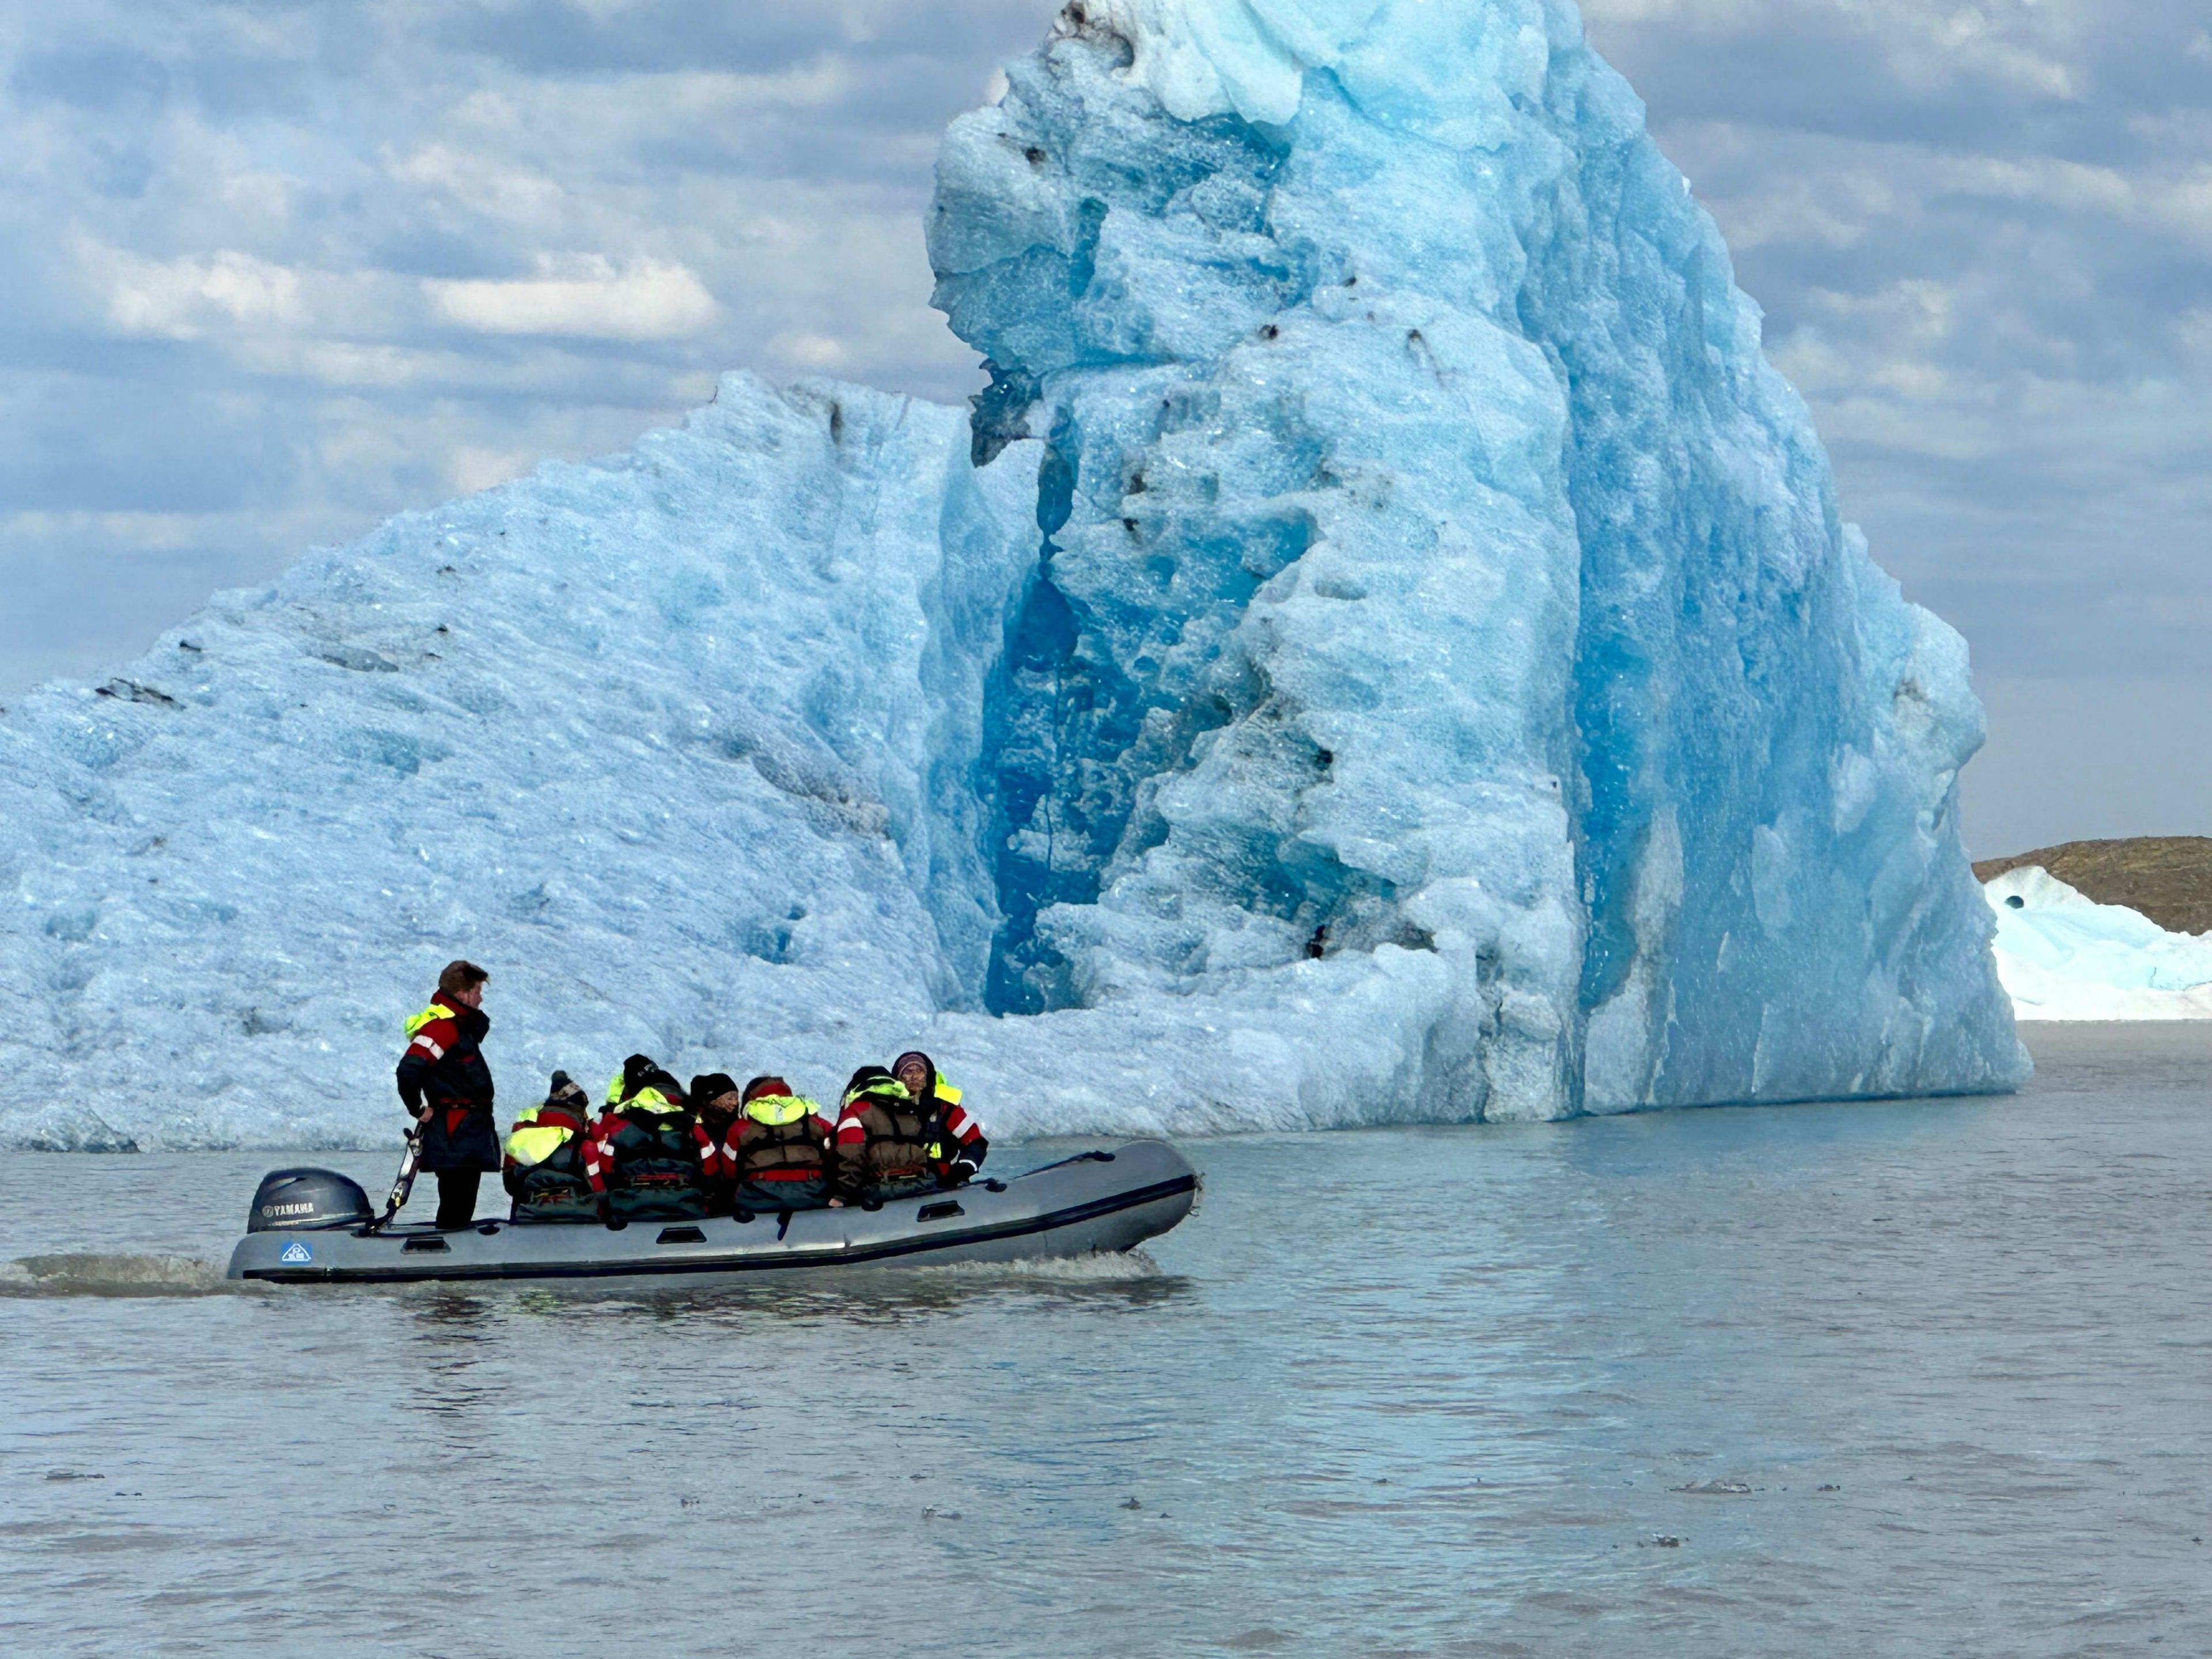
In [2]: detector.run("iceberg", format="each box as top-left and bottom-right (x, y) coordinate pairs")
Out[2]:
(1984, 867), (2212, 1021)
(0, 0), (2024, 1152)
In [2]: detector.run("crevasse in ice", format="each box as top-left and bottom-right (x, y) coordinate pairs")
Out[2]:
(0, 0), (2024, 1152)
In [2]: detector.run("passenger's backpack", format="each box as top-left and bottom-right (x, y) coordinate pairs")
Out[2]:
(603, 1098), (709, 1221)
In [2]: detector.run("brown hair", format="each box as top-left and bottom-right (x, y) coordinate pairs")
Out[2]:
(437, 960), (489, 996)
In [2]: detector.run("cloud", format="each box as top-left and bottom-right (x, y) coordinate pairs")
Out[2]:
(425, 254), (719, 339)
(389, 143), (569, 227)
(1580, 0), (2093, 99)
(0, 0), (1063, 700)
(94, 247), (308, 338)
(445, 445), (541, 494)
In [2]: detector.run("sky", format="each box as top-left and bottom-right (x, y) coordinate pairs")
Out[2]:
(2, 0), (2207, 858)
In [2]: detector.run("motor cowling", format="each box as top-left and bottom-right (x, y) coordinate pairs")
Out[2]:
(248, 1168), (374, 1233)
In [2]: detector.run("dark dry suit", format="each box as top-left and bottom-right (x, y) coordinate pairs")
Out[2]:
(586, 1073), (717, 1222)
(502, 1077), (597, 1222)
(727, 1085), (835, 1212)
(831, 1071), (940, 1205)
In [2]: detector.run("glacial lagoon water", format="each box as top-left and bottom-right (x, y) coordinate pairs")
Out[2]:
(2, 1024), (2206, 1657)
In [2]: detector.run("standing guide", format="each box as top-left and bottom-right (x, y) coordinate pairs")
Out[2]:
(393, 959), (499, 1229)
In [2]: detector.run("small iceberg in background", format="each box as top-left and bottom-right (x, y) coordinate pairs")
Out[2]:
(1984, 866), (2212, 1020)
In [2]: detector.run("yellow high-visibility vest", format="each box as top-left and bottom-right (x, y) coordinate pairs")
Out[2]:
(744, 1093), (819, 1127)
(405, 1002), (456, 1038)
(840, 1078), (912, 1110)
(505, 1123), (574, 1167)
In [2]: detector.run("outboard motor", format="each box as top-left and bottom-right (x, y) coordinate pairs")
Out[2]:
(248, 1168), (374, 1233)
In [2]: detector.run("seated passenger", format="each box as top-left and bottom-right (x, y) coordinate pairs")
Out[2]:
(690, 1072), (744, 1147)
(690, 1072), (745, 1214)
(891, 1050), (990, 1187)
(585, 1055), (717, 1222)
(725, 1075), (836, 1213)
(502, 1071), (598, 1222)
(831, 1066), (938, 1206)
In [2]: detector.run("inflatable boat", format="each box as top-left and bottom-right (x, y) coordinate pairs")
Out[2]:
(225, 1141), (1198, 1287)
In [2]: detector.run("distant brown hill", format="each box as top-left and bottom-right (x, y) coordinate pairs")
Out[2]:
(1973, 838), (2212, 937)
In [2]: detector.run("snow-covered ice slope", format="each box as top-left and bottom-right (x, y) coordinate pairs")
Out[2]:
(0, 0), (2024, 1151)
(0, 378), (1038, 1150)
(1984, 867), (2212, 1021)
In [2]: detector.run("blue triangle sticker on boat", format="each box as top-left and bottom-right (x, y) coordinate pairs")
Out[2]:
(279, 1242), (312, 1264)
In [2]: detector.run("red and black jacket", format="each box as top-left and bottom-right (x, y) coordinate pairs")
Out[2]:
(395, 995), (499, 1173)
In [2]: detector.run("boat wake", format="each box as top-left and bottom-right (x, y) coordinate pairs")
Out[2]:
(915, 1248), (1166, 1284)
(0, 1253), (251, 1298)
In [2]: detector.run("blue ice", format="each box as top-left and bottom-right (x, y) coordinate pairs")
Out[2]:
(0, 0), (2024, 1151)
